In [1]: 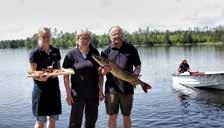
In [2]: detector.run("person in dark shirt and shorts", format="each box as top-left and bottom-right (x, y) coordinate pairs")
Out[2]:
(99, 26), (142, 128)
(63, 30), (103, 128)
(29, 27), (62, 128)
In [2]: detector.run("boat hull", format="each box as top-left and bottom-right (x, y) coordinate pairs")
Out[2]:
(172, 72), (224, 90)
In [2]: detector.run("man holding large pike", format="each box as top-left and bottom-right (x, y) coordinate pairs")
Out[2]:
(97, 26), (151, 128)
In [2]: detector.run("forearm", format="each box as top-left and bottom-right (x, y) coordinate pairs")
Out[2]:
(33, 77), (46, 81)
(187, 68), (190, 72)
(178, 68), (181, 72)
(30, 63), (47, 81)
(56, 61), (61, 69)
(98, 73), (104, 90)
(64, 75), (71, 95)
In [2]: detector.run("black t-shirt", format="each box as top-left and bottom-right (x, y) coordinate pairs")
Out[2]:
(29, 45), (61, 88)
(179, 63), (190, 73)
(101, 42), (141, 94)
(62, 47), (100, 99)
(29, 45), (61, 70)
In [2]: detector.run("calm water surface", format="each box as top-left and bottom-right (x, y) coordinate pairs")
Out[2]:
(0, 46), (224, 128)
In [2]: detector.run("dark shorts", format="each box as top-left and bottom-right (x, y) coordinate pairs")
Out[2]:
(105, 93), (133, 116)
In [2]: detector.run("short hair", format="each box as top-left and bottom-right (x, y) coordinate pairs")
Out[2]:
(76, 29), (91, 40)
(182, 59), (187, 63)
(108, 25), (123, 36)
(38, 27), (51, 38)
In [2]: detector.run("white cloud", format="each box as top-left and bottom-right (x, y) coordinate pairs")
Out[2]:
(0, 0), (224, 40)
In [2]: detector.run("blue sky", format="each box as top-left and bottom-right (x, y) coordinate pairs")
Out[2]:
(0, 0), (224, 40)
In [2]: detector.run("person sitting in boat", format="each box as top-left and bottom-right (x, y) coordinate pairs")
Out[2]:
(178, 59), (190, 74)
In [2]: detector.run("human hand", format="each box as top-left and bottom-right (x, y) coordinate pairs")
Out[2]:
(66, 94), (74, 106)
(99, 89), (105, 102)
(98, 65), (112, 75)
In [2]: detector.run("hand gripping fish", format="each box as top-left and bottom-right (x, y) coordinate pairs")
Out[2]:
(92, 54), (152, 93)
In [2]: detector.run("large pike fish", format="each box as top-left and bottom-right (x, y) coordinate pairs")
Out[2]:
(92, 54), (151, 93)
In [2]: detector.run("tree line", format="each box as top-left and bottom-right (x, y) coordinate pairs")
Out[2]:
(1, 26), (224, 49)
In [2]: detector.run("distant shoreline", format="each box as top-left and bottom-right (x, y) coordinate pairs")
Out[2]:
(1, 26), (224, 49)
(1, 42), (224, 50)
(133, 42), (224, 47)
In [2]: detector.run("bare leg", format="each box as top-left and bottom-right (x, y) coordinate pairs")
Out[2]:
(109, 114), (117, 128)
(47, 118), (56, 128)
(34, 122), (45, 128)
(123, 115), (131, 128)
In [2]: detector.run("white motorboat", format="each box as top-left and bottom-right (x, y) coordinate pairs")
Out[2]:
(172, 71), (224, 90)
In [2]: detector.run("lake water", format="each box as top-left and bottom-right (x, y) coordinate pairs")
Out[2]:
(0, 46), (224, 128)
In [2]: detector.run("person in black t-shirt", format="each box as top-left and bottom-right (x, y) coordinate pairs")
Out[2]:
(29, 27), (61, 128)
(99, 26), (142, 128)
(178, 59), (190, 74)
(63, 30), (103, 128)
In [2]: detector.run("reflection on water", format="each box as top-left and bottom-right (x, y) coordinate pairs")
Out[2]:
(175, 86), (224, 106)
(0, 45), (224, 128)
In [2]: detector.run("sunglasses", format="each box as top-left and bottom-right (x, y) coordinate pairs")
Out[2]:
(79, 37), (90, 40)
